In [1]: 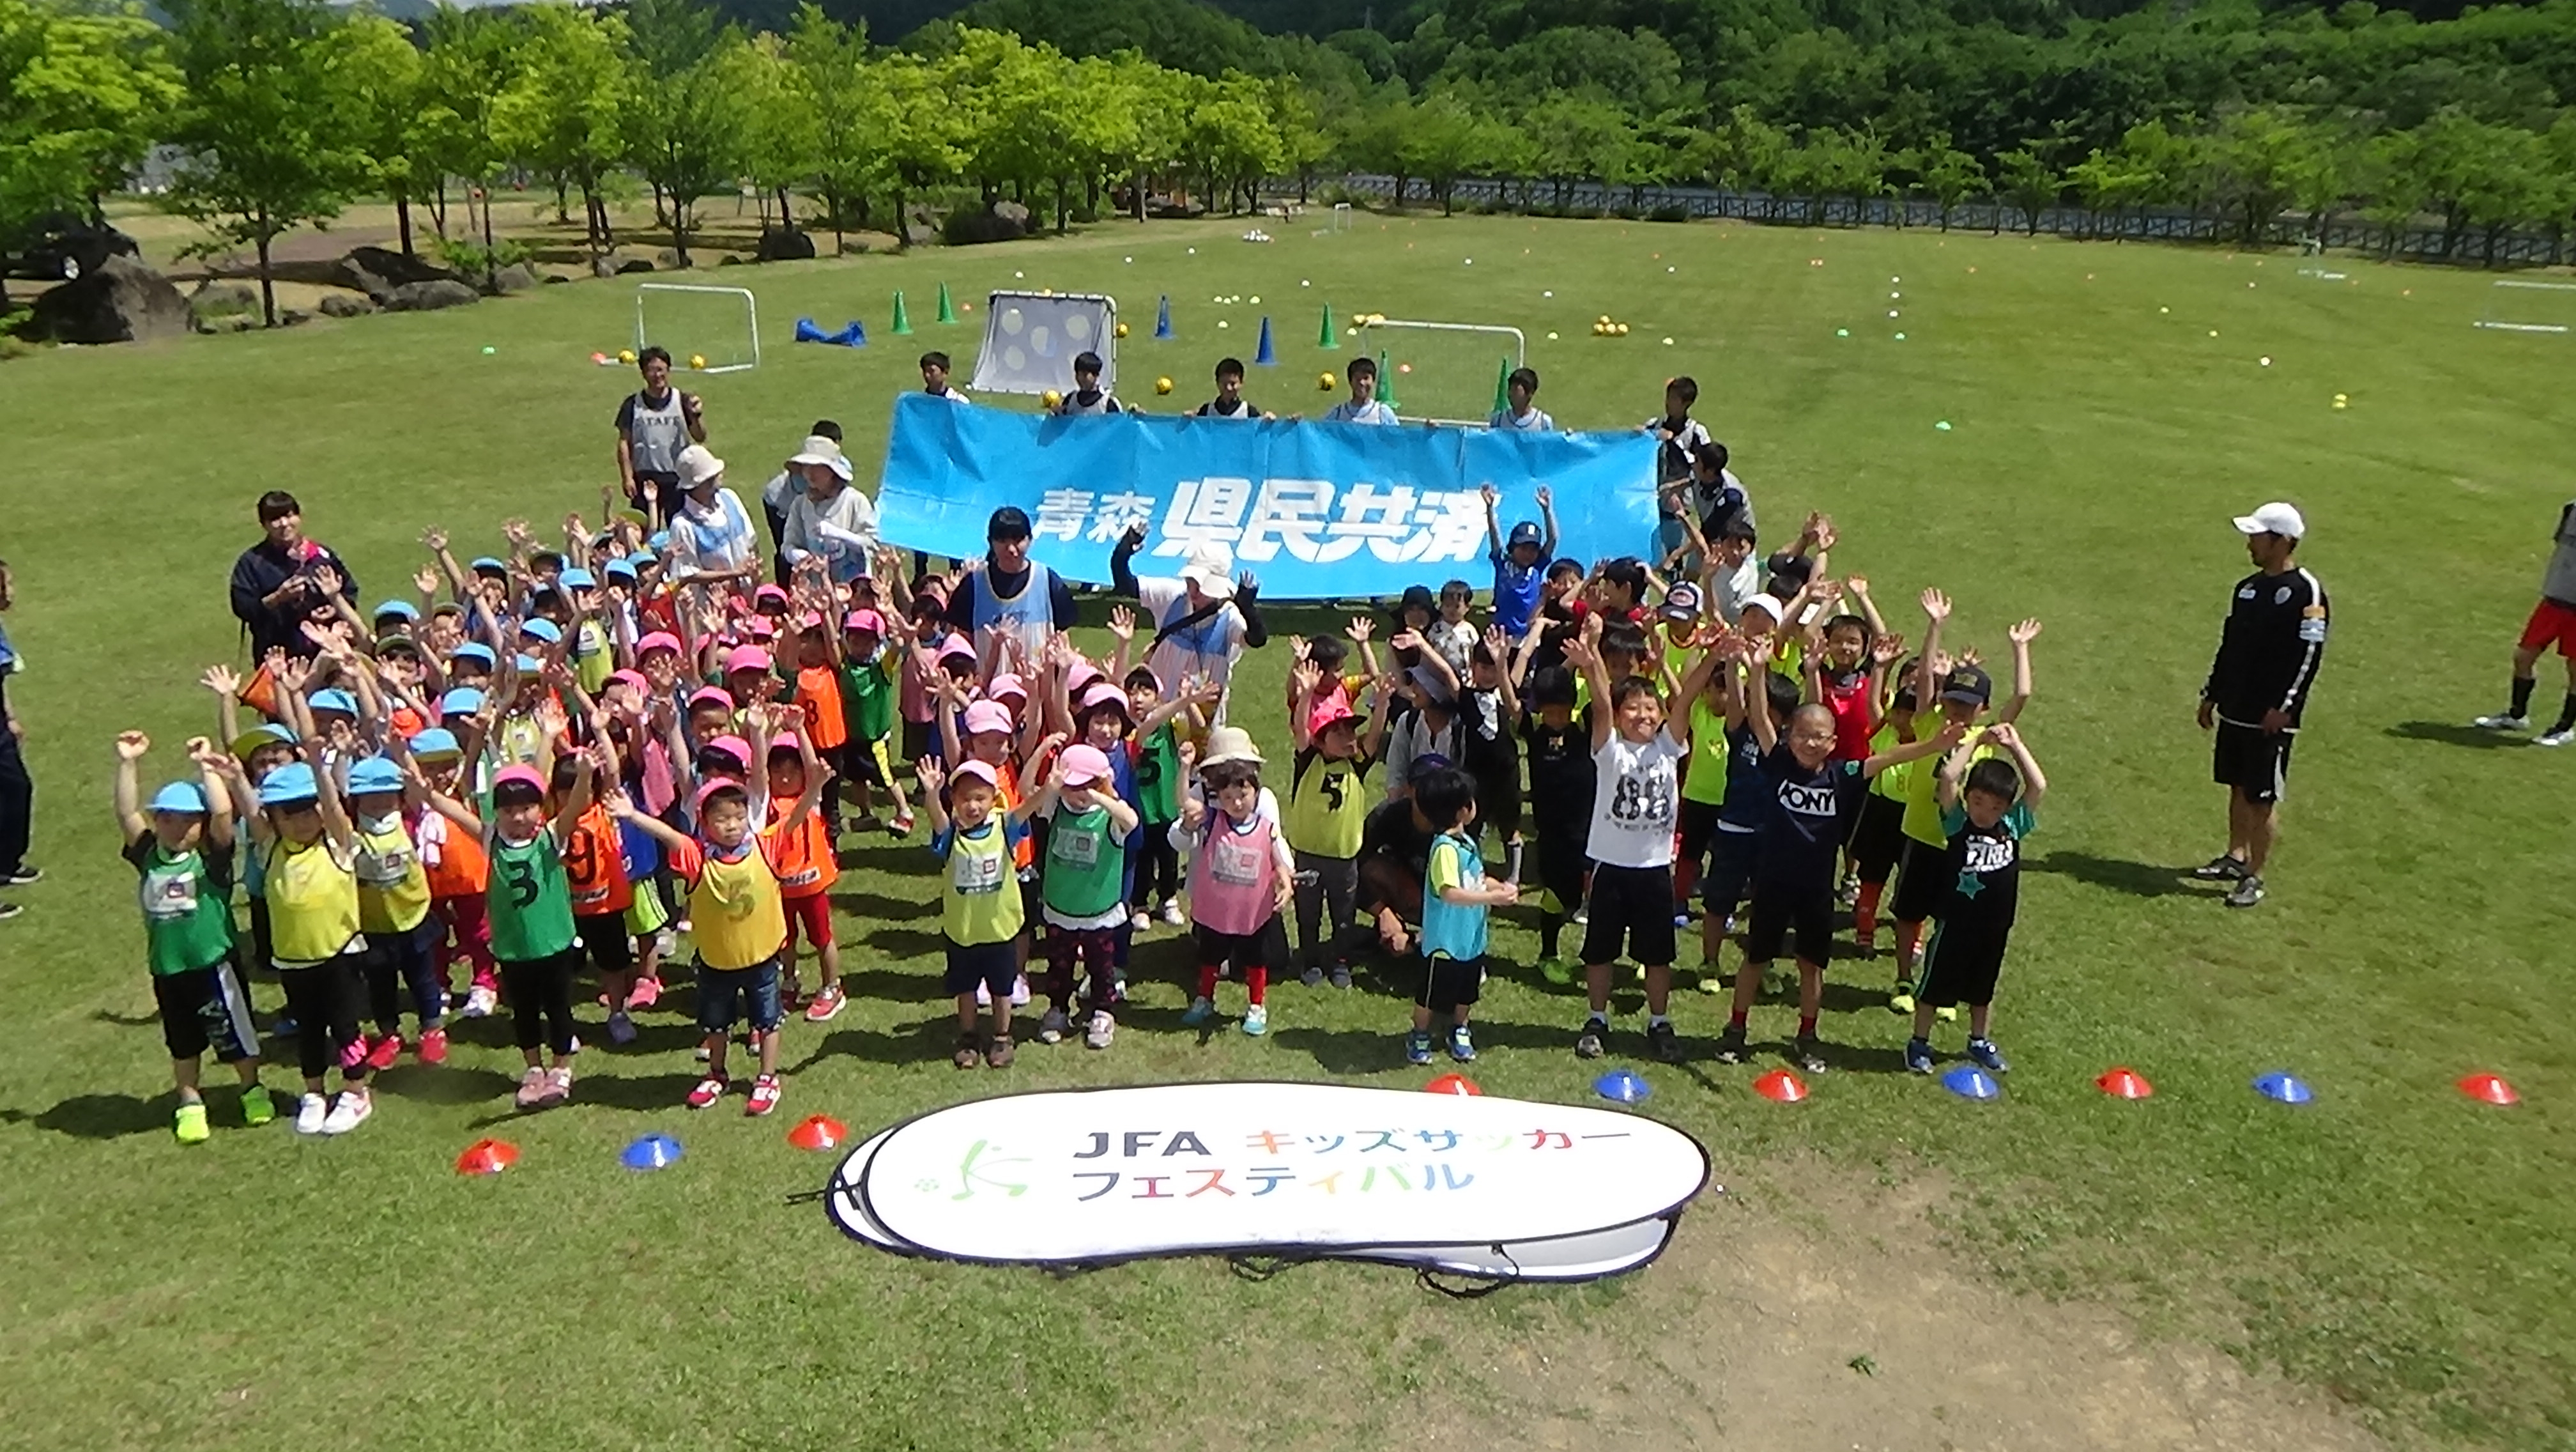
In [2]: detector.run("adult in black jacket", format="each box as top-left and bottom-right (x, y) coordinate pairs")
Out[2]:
(2195, 501), (2328, 909)
(227, 491), (358, 662)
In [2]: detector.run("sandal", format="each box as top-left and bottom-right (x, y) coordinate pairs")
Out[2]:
(953, 1033), (982, 1070)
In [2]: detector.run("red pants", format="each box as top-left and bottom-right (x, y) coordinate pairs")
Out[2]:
(782, 892), (834, 954)
(431, 895), (496, 990)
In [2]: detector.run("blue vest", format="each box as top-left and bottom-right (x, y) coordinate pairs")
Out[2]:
(1420, 831), (1489, 961)
(970, 562), (1057, 662)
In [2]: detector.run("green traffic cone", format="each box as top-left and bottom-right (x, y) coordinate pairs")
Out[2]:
(891, 290), (912, 336)
(936, 282), (956, 324)
(1377, 349), (1397, 408)
(1318, 301), (1339, 350)
(1492, 355), (1511, 414)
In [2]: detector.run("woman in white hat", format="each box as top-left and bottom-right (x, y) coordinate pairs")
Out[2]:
(1107, 530), (1269, 725)
(779, 433), (878, 585)
(668, 444), (762, 585)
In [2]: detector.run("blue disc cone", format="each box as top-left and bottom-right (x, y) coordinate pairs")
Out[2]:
(1941, 1065), (2001, 1101)
(1154, 294), (1173, 340)
(1254, 315), (1276, 365)
(2253, 1070), (2315, 1104)
(1593, 1067), (1652, 1104)
(620, 1133), (684, 1170)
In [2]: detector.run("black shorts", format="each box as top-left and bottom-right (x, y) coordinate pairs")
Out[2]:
(629, 470), (682, 520)
(1194, 917), (1292, 977)
(1701, 826), (1760, 914)
(1468, 765), (1522, 841)
(1847, 792), (1908, 881)
(901, 719), (931, 768)
(1744, 877), (1835, 968)
(1676, 798), (1722, 870)
(1915, 920), (2009, 1007)
(153, 960), (259, 1062)
(1890, 837), (1950, 925)
(1420, 953), (1484, 1013)
(1581, 862), (1678, 967)
(944, 938), (1022, 998)
(2213, 721), (2294, 805)
(841, 739), (891, 790)
(573, 911), (635, 977)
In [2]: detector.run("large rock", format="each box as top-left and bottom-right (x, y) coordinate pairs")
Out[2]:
(653, 248), (691, 271)
(943, 201), (1033, 245)
(330, 245), (461, 302)
(25, 254), (192, 343)
(488, 262), (538, 294)
(318, 292), (376, 318)
(755, 227), (816, 262)
(615, 258), (655, 275)
(383, 279), (480, 312)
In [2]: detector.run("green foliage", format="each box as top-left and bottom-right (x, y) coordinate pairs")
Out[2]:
(0, 0), (180, 251)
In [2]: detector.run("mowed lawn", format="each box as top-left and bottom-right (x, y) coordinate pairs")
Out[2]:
(3, 212), (2571, 1451)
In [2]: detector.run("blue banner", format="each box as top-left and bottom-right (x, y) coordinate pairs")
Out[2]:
(875, 391), (1661, 598)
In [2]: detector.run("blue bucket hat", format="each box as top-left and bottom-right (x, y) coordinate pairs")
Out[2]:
(512, 654), (542, 674)
(308, 688), (359, 717)
(519, 618), (562, 644)
(558, 567), (597, 591)
(406, 727), (462, 759)
(450, 642), (496, 668)
(346, 756), (406, 796)
(257, 762), (321, 807)
(440, 687), (486, 716)
(372, 599), (420, 622)
(602, 557), (637, 581)
(470, 556), (508, 576)
(149, 781), (209, 814)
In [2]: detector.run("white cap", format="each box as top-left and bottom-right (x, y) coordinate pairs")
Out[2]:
(1177, 543), (1236, 601)
(677, 444), (726, 489)
(2232, 501), (2305, 540)
(787, 435), (853, 481)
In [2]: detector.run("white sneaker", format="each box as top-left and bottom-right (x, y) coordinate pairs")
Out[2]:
(2472, 713), (2529, 732)
(1008, 973), (1031, 1008)
(294, 1092), (329, 1134)
(2538, 727), (2574, 748)
(1160, 899), (1185, 927)
(1130, 910), (1152, 932)
(463, 984), (497, 1018)
(1085, 1009), (1116, 1049)
(319, 1088), (372, 1135)
(974, 980), (992, 1008)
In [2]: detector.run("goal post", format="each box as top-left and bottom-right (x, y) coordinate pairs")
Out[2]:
(2474, 279), (2576, 335)
(1352, 317), (1526, 426)
(634, 284), (762, 373)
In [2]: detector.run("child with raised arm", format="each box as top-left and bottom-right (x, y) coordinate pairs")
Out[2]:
(916, 755), (1036, 1069)
(1905, 722), (2047, 1077)
(422, 750), (595, 1110)
(614, 705), (825, 1115)
(345, 754), (446, 1069)
(1406, 765), (1515, 1065)
(1717, 645), (1965, 1074)
(1027, 744), (1138, 1050)
(1286, 660), (1375, 989)
(231, 751), (375, 1135)
(1176, 727), (1297, 1037)
(1482, 483), (1558, 642)
(116, 732), (272, 1142)
(1563, 617), (1724, 1063)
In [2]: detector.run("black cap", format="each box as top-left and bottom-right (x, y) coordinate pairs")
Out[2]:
(987, 506), (1033, 541)
(1763, 550), (1813, 596)
(1398, 583), (1436, 612)
(1939, 663), (1993, 707)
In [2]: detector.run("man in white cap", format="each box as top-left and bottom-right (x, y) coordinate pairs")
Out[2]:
(1109, 526), (1269, 723)
(2196, 500), (2329, 909)
(779, 432), (878, 585)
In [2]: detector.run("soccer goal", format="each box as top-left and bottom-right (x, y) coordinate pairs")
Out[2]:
(969, 290), (1119, 397)
(1313, 201), (1355, 238)
(1351, 317), (1526, 426)
(634, 284), (762, 373)
(2474, 279), (2576, 335)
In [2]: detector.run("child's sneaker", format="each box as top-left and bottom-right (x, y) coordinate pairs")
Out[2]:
(1160, 899), (1185, 927)
(319, 1088), (372, 1135)
(541, 1065), (574, 1106)
(418, 1027), (449, 1065)
(293, 1092), (329, 1134)
(1329, 962), (1353, 990)
(1448, 1024), (1477, 1063)
(745, 1074), (782, 1116)
(515, 1067), (550, 1110)
(1181, 996), (1215, 1027)
(1905, 1037), (1935, 1074)
(1965, 1038), (2010, 1074)
(2224, 874), (2266, 909)
(240, 1083), (275, 1127)
(1085, 1010), (1117, 1049)
(804, 984), (846, 1022)
(1647, 1019), (1682, 1063)
(626, 977), (662, 1010)
(1538, 956), (1572, 986)
(1714, 1023), (1748, 1064)
(1888, 987), (1916, 1015)
(606, 1009), (638, 1045)
(2540, 726), (2575, 748)
(1035, 1008), (1069, 1044)
(174, 1101), (211, 1145)
(1405, 1029), (1435, 1065)
(1130, 909), (1153, 932)
(1241, 1004), (1268, 1037)
(1008, 974), (1031, 1008)
(2472, 713), (2529, 732)
(463, 984), (497, 1018)
(891, 808), (916, 836)
(1793, 1034), (1830, 1074)
(2190, 854), (2248, 881)
(686, 1076), (727, 1109)
(953, 1033), (983, 1069)
(365, 1033), (404, 1071)
(1574, 1017), (1607, 1060)
(986, 1035), (1016, 1068)
(1300, 964), (1325, 988)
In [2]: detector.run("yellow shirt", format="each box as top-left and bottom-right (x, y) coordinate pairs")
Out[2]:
(354, 815), (433, 934)
(269, 836), (362, 964)
(686, 837), (790, 971)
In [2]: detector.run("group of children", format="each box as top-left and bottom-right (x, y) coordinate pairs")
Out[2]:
(128, 371), (2050, 1145)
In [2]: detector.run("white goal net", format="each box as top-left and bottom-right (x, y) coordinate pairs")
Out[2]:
(2474, 280), (2576, 335)
(969, 290), (1119, 396)
(634, 284), (761, 374)
(1350, 317), (1526, 426)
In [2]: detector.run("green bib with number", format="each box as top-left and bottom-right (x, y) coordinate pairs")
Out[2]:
(486, 832), (578, 961)
(1042, 805), (1126, 920)
(139, 844), (234, 975)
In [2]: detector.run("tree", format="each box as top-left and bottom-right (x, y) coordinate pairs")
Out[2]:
(161, 0), (367, 327)
(622, 0), (756, 266)
(328, 13), (429, 259)
(781, 4), (885, 252)
(1522, 91), (1633, 208)
(1266, 74), (1331, 205)
(874, 49), (969, 247)
(494, 3), (631, 259)
(1915, 136), (1986, 231)
(2198, 106), (2313, 247)
(732, 30), (812, 231)
(1992, 146), (2059, 235)
(420, 4), (526, 284)
(1401, 89), (1496, 217)
(0, 0), (181, 286)
(2066, 145), (2158, 240)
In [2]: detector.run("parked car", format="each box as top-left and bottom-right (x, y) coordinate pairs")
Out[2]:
(2, 215), (140, 282)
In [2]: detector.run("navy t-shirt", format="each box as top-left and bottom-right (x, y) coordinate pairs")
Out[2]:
(1717, 722), (1768, 830)
(1753, 743), (1866, 887)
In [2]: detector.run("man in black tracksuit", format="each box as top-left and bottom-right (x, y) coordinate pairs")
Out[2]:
(2196, 501), (2329, 908)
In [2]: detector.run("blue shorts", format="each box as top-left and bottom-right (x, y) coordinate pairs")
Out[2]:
(698, 955), (783, 1033)
(944, 938), (1021, 998)
(1701, 826), (1761, 913)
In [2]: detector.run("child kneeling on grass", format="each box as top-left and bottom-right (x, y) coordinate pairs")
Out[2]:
(1407, 766), (1515, 1065)
(1905, 723), (2046, 1076)
(116, 731), (272, 1142)
(1176, 727), (1296, 1037)
(917, 755), (1036, 1069)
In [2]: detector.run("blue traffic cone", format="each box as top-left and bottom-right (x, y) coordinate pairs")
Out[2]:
(1254, 315), (1276, 365)
(1154, 294), (1172, 340)
(794, 316), (829, 343)
(831, 320), (866, 347)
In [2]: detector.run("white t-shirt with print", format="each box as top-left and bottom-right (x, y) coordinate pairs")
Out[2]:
(1586, 732), (1686, 869)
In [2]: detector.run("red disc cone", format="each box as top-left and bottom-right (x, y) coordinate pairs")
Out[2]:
(1752, 1069), (1807, 1103)
(2458, 1072), (2519, 1106)
(1423, 1073), (1482, 1096)
(787, 1114), (851, 1150)
(454, 1138), (519, 1175)
(2095, 1066), (2155, 1099)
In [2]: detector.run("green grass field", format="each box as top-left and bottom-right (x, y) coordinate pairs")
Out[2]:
(4, 211), (2572, 1451)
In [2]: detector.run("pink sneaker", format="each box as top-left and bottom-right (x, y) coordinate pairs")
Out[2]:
(804, 984), (845, 1023)
(744, 1074), (782, 1117)
(365, 1033), (404, 1071)
(686, 1076), (726, 1109)
(625, 978), (661, 1011)
(514, 1067), (549, 1110)
(418, 1027), (449, 1065)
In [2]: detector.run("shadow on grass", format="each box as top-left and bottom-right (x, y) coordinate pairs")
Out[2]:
(2027, 850), (2209, 900)
(781, 1016), (958, 1073)
(91, 1007), (160, 1029)
(2386, 719), (2526, 750)
(3, 1093), (168, 1139)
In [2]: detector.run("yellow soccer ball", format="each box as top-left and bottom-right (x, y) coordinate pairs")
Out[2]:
(1598, 314), (1612, 325)
(618, 348), (637, 364)
(1155, 376), (1174, 395)
(689, 353), (707, 369)
(1114, 321), (1129, 339)
(1615, 323), (1630, 336)
(1318, 371), (1337, 390)
(1041, 390), (1064, 408)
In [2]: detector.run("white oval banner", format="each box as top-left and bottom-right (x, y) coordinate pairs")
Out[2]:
(825, 1081), (1710, 1276)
